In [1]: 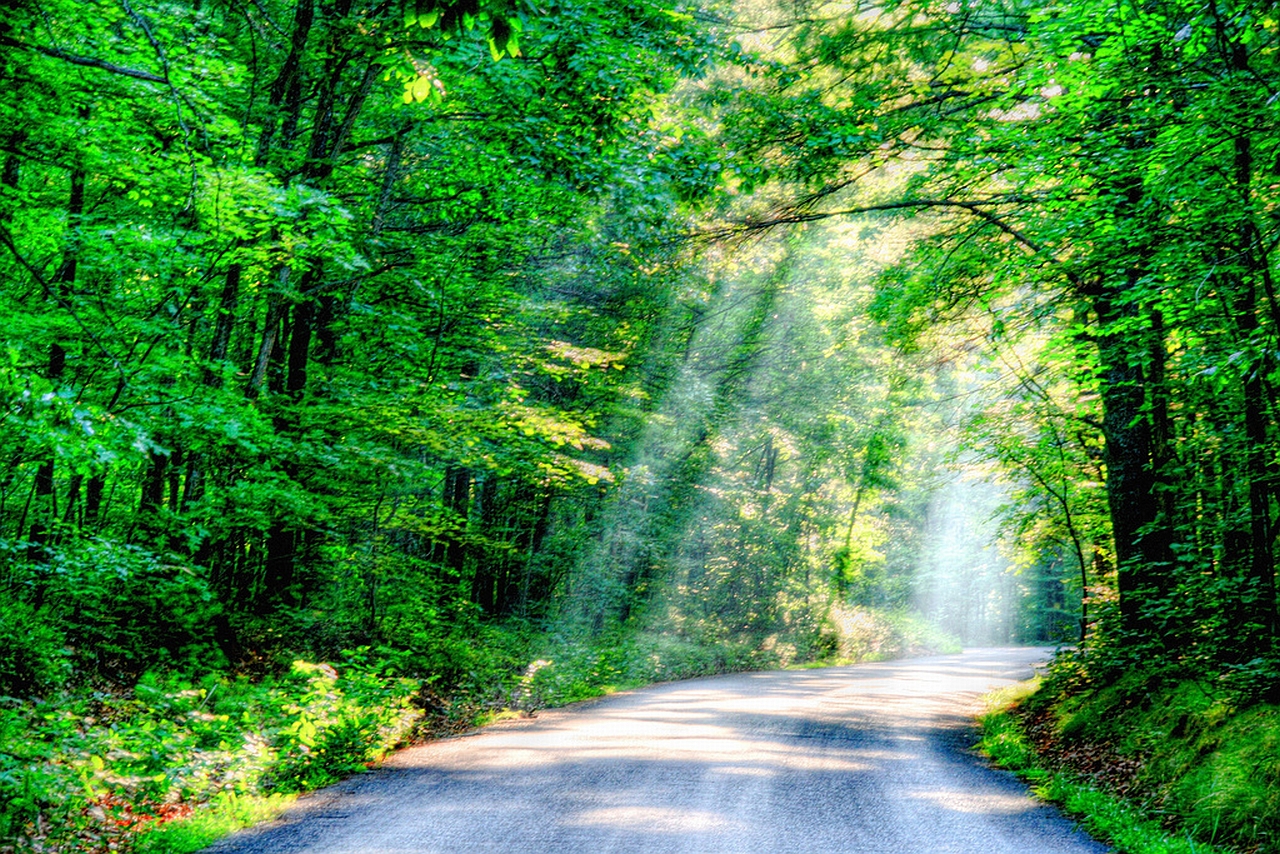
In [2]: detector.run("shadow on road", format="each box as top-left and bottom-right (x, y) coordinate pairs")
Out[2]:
(204, 647), (1106, 854)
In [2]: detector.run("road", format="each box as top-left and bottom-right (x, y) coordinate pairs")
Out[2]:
(204, 647), (1110, 853)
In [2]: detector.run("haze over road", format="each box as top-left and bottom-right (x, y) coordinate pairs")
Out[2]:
(205, 647), (1109, 853)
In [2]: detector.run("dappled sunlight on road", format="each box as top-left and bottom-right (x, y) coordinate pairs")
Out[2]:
(204, 648), (1107, 854)
(566, 805), (740, 832)
(907, 788), (1040, 815)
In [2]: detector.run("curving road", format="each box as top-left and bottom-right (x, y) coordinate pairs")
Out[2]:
(204, 647), (1110, 853)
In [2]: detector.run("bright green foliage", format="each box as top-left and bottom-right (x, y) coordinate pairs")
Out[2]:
(986, 658), (1280, 853)
(0, 0), (728, 679)
(268, 659), (419, 792)
(3, 0), (1276, 845)
(133, 794), (294, 854)
(719, 0), (1280, 662)
(0, 653), (417, 852)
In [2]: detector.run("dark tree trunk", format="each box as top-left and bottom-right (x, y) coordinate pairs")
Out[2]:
(1093, 285), (1175, 640)
(443, 465), (471, 578)
(261, 526), (298, 613)
(1227, 125), (1279, 648)
(469, 473), (499, 612)
(29, 162), (84, 556)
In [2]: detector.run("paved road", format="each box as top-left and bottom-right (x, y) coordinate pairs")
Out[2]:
(204, 647), (1110, 853)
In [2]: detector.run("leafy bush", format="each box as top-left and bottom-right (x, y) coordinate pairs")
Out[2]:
(3, 538), (227, 685)
(1218, 656), (1280, 707)
(0, 600), (67, 697)
(514, 629), (784, 713)
(0, 653), (422, 852)
(622, 631), (774, 682)
(826, 605), (962, 663)
(267, 656), (419, 793)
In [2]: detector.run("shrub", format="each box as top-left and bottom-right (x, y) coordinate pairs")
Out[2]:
(826, 605), (962, 663)
(267, 655), (420, 793)
(0, 601), (67, 697)
(43, 539), (225, 680)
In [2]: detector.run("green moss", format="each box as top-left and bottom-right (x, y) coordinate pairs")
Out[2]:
(1000, 666), (1280, 853)
(977, 690), (1238, 854)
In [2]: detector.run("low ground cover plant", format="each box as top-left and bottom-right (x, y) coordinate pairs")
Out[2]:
(978, 651), (1280, 854)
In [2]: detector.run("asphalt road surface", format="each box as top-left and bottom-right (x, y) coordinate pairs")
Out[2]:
(204, 647), (1110, 853)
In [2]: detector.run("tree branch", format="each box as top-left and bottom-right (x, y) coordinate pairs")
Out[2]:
(704, 197), (1088, 290)
(0, 36), (166, 83)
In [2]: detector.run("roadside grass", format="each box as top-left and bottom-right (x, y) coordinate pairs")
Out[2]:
(132, 793), (294, 854)
(1051, 669), (1280, 849)
(977, 675), (1272, 854)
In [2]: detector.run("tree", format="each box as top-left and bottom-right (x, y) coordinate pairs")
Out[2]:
(710, 0), (1279, 662)
(0, 0), (731, 674)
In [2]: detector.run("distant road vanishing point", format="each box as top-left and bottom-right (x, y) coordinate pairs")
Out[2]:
(204, 647), (1110, 853)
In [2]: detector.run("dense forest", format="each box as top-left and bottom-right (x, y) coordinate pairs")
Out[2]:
(1, 0), (1277, 849)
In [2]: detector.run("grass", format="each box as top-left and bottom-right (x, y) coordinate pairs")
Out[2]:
(133, 793), (295, 854)
(977, 675), (1266, 854)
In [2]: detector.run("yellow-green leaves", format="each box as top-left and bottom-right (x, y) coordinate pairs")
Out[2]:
(404, 0), (522, 62)
(403, 73), (443, 104)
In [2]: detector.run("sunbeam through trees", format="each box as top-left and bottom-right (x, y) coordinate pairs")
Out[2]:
(1, 0), (1278, 848)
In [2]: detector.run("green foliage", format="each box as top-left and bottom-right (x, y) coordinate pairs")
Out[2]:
(133, 793), (294, 854)
(11, 0), (1278, 845)
(719, 0), (1280, 666)
(978, 685), (1240, 854)
(43, 541), (224, 680)
(825, 605), (962, 664)
(976, 681), (1045, 778)
(1218, 657), (1280, 708)
(1010, 655), (1280, 853)
(0, 600), (67, 698)
(620, 631), (779, 682)
(0, 654), (419, 852)
(517, 628), (793, 711)
(267, 658), (419, 793)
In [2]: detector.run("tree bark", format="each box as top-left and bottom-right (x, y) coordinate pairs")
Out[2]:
(1092, 283), (1175, 640)
(29, 161), (84, 556)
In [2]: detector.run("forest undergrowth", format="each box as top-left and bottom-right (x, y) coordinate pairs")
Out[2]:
(978, 649), (1280, 854)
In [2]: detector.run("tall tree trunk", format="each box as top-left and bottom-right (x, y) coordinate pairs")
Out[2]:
(29, 161), (85, 557)
(255, 0), (314, 168)
(1093, 284), (1175, 640)
(443, 464), (471, 579)
(1227, 122), (1279, 647)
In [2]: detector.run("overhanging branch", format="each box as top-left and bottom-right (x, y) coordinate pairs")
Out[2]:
(703, 197), (1084, 288)
(1, 36), (166, 84)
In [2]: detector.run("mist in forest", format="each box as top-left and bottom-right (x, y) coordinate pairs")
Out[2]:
(913, 472), (1022, 646)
